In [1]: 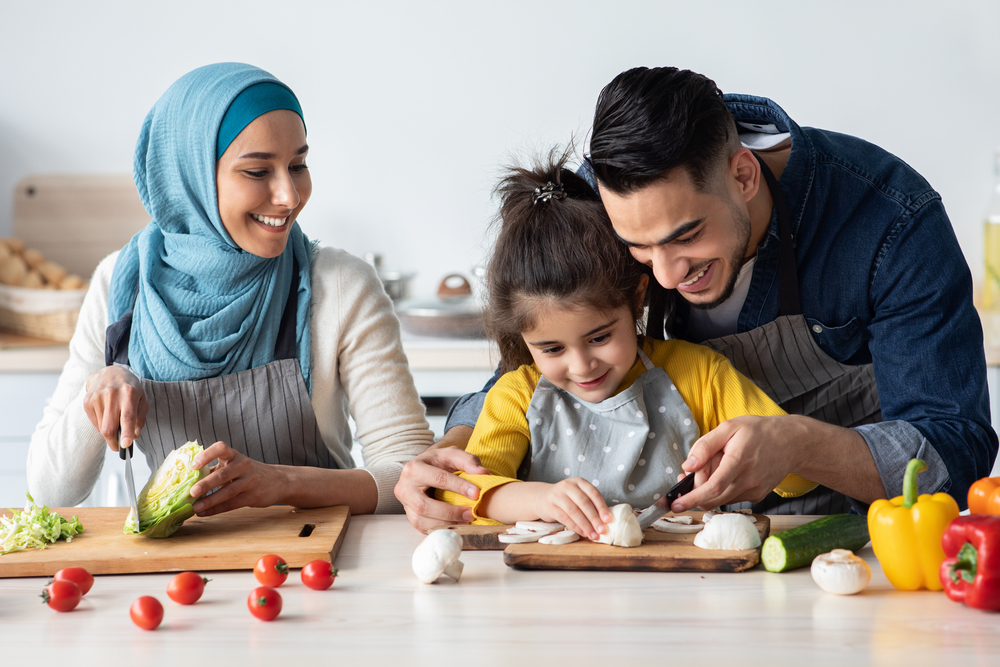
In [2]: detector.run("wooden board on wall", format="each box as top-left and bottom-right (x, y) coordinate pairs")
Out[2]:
(12, 174), (149, 280)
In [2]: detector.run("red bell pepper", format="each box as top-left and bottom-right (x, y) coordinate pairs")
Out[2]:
(939, 515), (1000, 611)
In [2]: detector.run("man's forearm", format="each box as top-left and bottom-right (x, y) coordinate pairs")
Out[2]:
(790, 415), (887, 505)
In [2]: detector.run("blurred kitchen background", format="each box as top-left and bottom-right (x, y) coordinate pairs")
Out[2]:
(2, 1), (1000, 507)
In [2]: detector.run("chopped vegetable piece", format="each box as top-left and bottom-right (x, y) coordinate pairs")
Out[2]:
(694, 513), (761, 550)
(1, 492), (83, 555)
(762, 514), (869, 573)
(123, 441), (207, 538)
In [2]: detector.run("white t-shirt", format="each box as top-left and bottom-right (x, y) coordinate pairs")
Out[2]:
(685, 257), (757, 341)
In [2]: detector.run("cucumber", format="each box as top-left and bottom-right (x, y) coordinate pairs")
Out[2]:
(761, 514), (870, 573)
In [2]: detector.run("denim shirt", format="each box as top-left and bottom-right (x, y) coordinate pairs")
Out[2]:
(448, 94), (998, 511)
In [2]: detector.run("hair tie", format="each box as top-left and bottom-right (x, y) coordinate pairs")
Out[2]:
(531, 181), (566, 205)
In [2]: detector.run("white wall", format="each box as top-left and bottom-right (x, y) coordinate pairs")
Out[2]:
(2, 1), (999, 298)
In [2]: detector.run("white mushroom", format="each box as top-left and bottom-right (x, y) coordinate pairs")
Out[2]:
(596, 503), (644, 548)
(538, 530), (581, 545)
(498, 532), (544, 543)
(692, 513), (761, 550)
(703, 509), (757, 524)
(810, 549), (871, 595)
(412, 529), (465, 584)
(652, 517), (705, 534)
(515, 521), (564, 533)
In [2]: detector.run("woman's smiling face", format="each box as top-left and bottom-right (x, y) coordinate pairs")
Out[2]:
(216, 109), (311, 258)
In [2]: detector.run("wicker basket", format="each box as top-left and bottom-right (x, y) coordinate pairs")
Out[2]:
(0, 283), (87, 342)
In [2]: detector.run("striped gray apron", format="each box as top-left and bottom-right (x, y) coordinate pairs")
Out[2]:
(104, 261), (347, 472)
(519, 350), (701, 508)
(706, 158), (880, 515)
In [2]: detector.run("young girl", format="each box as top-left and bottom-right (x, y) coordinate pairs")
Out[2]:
(438, 150), (814, 539)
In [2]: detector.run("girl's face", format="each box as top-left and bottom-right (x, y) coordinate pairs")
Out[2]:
(520, 290), (644, 403)
(216, 109), (311, 258)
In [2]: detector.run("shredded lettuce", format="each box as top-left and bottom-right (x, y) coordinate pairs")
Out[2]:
(124, 441), (208, 538)
(0, 492), (84, 555)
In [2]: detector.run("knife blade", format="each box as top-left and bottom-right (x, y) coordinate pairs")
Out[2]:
(120, 431), (140, 528)
(636, 473), (696, 531)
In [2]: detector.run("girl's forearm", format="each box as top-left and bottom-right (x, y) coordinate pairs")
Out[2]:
(478, 481), (548, 524)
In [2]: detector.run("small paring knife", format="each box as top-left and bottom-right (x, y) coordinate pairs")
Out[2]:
(120, 431), (140, 526)
(636, 473), (696, 531)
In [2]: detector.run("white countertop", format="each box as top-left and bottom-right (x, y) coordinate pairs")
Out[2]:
(1, 514), (998, 664)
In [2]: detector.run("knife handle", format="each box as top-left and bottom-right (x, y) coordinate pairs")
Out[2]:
(118, 429), (132, 459)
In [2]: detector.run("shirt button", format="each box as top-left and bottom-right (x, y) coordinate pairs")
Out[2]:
(812, 324), (823, 334)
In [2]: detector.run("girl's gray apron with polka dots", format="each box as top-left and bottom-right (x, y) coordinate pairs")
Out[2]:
(104, 260), (348, 473)
(520, 349), (700, 508)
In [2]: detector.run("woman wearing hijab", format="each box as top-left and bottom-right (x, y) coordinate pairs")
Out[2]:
(26, 63), (433, 515)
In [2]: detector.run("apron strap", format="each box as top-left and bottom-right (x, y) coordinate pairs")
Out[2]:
(105, 257), (301, 366)
(755, 156), (802, 317)
(637, 347), (655, 371)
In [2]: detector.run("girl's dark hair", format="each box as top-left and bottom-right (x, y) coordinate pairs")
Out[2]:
(487, 147), (648, 373)
(589, 67), (736, 195)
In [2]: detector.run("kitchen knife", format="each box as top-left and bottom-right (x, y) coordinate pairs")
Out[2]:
(636, 473), (696, 531)
(120, 432), (140, 527)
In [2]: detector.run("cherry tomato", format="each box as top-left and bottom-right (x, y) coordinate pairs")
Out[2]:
(167, 571), (210, 605)
(41, 579), (81, 612)
(54, 567), (94, 595)
(247, 586), (282, 621)
(130, 596), (164, 630)
(254, 554), (289, 587)
(301, 560), (338, 590)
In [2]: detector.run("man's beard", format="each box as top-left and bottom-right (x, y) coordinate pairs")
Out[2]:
(688, 205), (752, 311)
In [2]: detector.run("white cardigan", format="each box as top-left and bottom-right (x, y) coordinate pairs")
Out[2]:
(26, 247), (433, 513)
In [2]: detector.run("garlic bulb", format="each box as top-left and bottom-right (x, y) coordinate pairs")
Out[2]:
(596, 503), (644, 548)
(693, 513), (761, 550)
(810, 549), (871, 595)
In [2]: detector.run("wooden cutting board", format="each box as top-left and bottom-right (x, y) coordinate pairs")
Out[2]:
(0, 505), (350, 578)
(503, 512), (770, 572)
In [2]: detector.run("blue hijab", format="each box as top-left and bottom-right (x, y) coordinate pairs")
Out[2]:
(109, 63), (314, 391)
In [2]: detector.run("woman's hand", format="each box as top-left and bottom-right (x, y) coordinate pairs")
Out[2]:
(188, 441), (287, 517)
(83, 365), (148, 452)
(533, 478), (612, 541)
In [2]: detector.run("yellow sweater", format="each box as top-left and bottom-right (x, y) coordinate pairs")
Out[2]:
(439, 338), (817, 524)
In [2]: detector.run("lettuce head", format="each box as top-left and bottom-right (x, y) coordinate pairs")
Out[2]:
(123, 441), (208, 538)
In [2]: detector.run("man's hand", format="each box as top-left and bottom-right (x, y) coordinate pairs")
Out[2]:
(395, 426), (491, 533)
(669, 414), (885, 512)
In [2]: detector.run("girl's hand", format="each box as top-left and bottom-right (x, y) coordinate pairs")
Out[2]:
(83, 365), (148, 452)
(188, 441), (287, 517)
(533, 478), (612, 541)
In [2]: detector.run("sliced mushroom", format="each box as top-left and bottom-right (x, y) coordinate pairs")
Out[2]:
(652, 517), (705, 534)
(515, 521), (564, 533)
(498, 532), (544, 543)
(538, 530), (580, 545)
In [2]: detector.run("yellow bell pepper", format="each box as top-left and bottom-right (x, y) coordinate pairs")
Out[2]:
(868, 458), (960, 591)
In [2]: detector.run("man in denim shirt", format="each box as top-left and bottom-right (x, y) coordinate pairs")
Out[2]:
(395, 66), (998, 530)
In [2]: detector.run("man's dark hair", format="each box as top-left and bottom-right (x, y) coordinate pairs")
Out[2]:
(589, 67), (736, 195)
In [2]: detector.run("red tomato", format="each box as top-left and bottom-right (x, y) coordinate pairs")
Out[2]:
(247, 586), (282, 621)
(130, 596), (164, 630)
(41, 579), (81, 612)
(301, 560), (338, 590)
(167, 571), (209, 605)
(54, 567), (94, 596)
(254, 554), (289, 587)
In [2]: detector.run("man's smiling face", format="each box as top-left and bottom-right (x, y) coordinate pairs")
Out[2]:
(599, 164), (752, 310)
